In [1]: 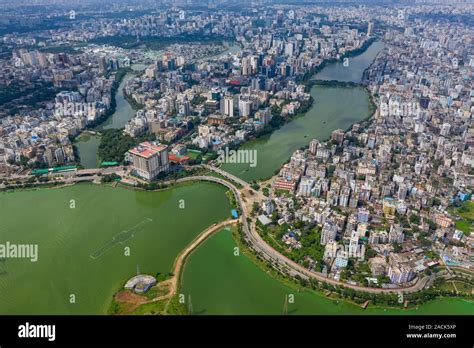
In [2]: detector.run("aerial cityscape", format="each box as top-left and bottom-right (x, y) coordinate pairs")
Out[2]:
(0, 0), (472, 331)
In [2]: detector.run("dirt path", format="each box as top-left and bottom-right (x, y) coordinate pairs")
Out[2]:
(140, 219), (239, 313)
(451, 281), (459, 294)
(240, 185), (265, 216)
(114, 290), (148, 314)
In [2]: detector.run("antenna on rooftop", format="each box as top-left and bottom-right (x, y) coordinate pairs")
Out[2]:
(136, 264), (140, 276)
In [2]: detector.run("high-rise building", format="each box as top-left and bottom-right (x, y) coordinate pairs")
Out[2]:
(389, 225), (404, 244)
(368, 231), (380, 245)
(250, 55), (259, 74)
(309, 139), (319, 155)
(178, 100), (191, 116)
(440, 123), (451, 136)
(320, 221), (338, 245)
(239, 99), (252, 117)
(331, 129), (345, 145)
(339, 187), (351, 207)
(223, 96), (234, 117)
(145, 67), (155, 79)
(349, 231), (360, 257)
(255, 108), (271, 124)
(298, 177), (315, 197)
(349, 193), (359, 208)
(388, 264), (414, 284)
(262, 199), (274, 215)
(241, 57), (251, 76)
(128, 142), (170, 181)
(398, 183), (408, 200)
(367, 22), (374, 37)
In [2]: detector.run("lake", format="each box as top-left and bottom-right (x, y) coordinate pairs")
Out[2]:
(0, 182), (230, 314)
(220, 41), (385, 182)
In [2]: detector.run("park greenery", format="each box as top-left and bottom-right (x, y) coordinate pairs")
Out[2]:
(449, 201), (473, 236)
(89, 33), (229, 50)
(98, 129), (155, 163)
(0, 80), (62, 116)
(100, 173), (121, 183)
(257, 219), (327, 272)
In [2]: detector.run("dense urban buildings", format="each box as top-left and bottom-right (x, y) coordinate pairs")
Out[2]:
(0, 0), (472, 331)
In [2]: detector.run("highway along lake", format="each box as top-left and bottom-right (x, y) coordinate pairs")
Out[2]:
(2, 41), (472, 315)
(221, 41), (385, 182)
(181, 41), (473, 314)
(0, 182), (230, 314)
(182, 228), (474, 315)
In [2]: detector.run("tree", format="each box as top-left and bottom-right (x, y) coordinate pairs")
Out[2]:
(98, 129), (136, 163)
(410, 214), (421, 225)
(20, 155), (29, 166)
(252, 202), (260, 215)
(251, 182), (260, 191)
(365, 248), (377, 258)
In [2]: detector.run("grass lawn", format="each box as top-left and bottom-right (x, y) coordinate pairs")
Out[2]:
(186, 150), (202, 160)
(454, 281), (473, 294)
(143, 285), (169, 300)
(453, 268), (474, 277)
(455, 220), (472, 234)
(438, 281), (473, 295)
(451, 201), (473, 235)
(130, 300), (166, 315)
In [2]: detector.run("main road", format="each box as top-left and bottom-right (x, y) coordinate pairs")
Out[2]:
(12, 165), (430, 294)
(175, 173), (431, 295)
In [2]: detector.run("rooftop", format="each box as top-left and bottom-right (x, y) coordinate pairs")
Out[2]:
(129, 141), (167, 159)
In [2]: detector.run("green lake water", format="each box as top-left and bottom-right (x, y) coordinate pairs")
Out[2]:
(74, 134), (101, 169)
(74, 64), (145, 169)
(183, 40), (474, 314)
(221, 86), (372, 182)
(96, 64), (146, 131)
(4, 40), (471, 316)
(182, 229), (474, 315)
(0, 182), (230, 314)
(220, 41), (385, 182)
(314, 41), (385, 83)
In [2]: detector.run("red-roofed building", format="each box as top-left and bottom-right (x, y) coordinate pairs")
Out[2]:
(168, 154), (190, 164)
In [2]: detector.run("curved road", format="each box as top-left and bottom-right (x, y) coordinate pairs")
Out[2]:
(201, 164), (250, 188)
(176, 175), (430, 294)
(20, 168), (430, 295)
